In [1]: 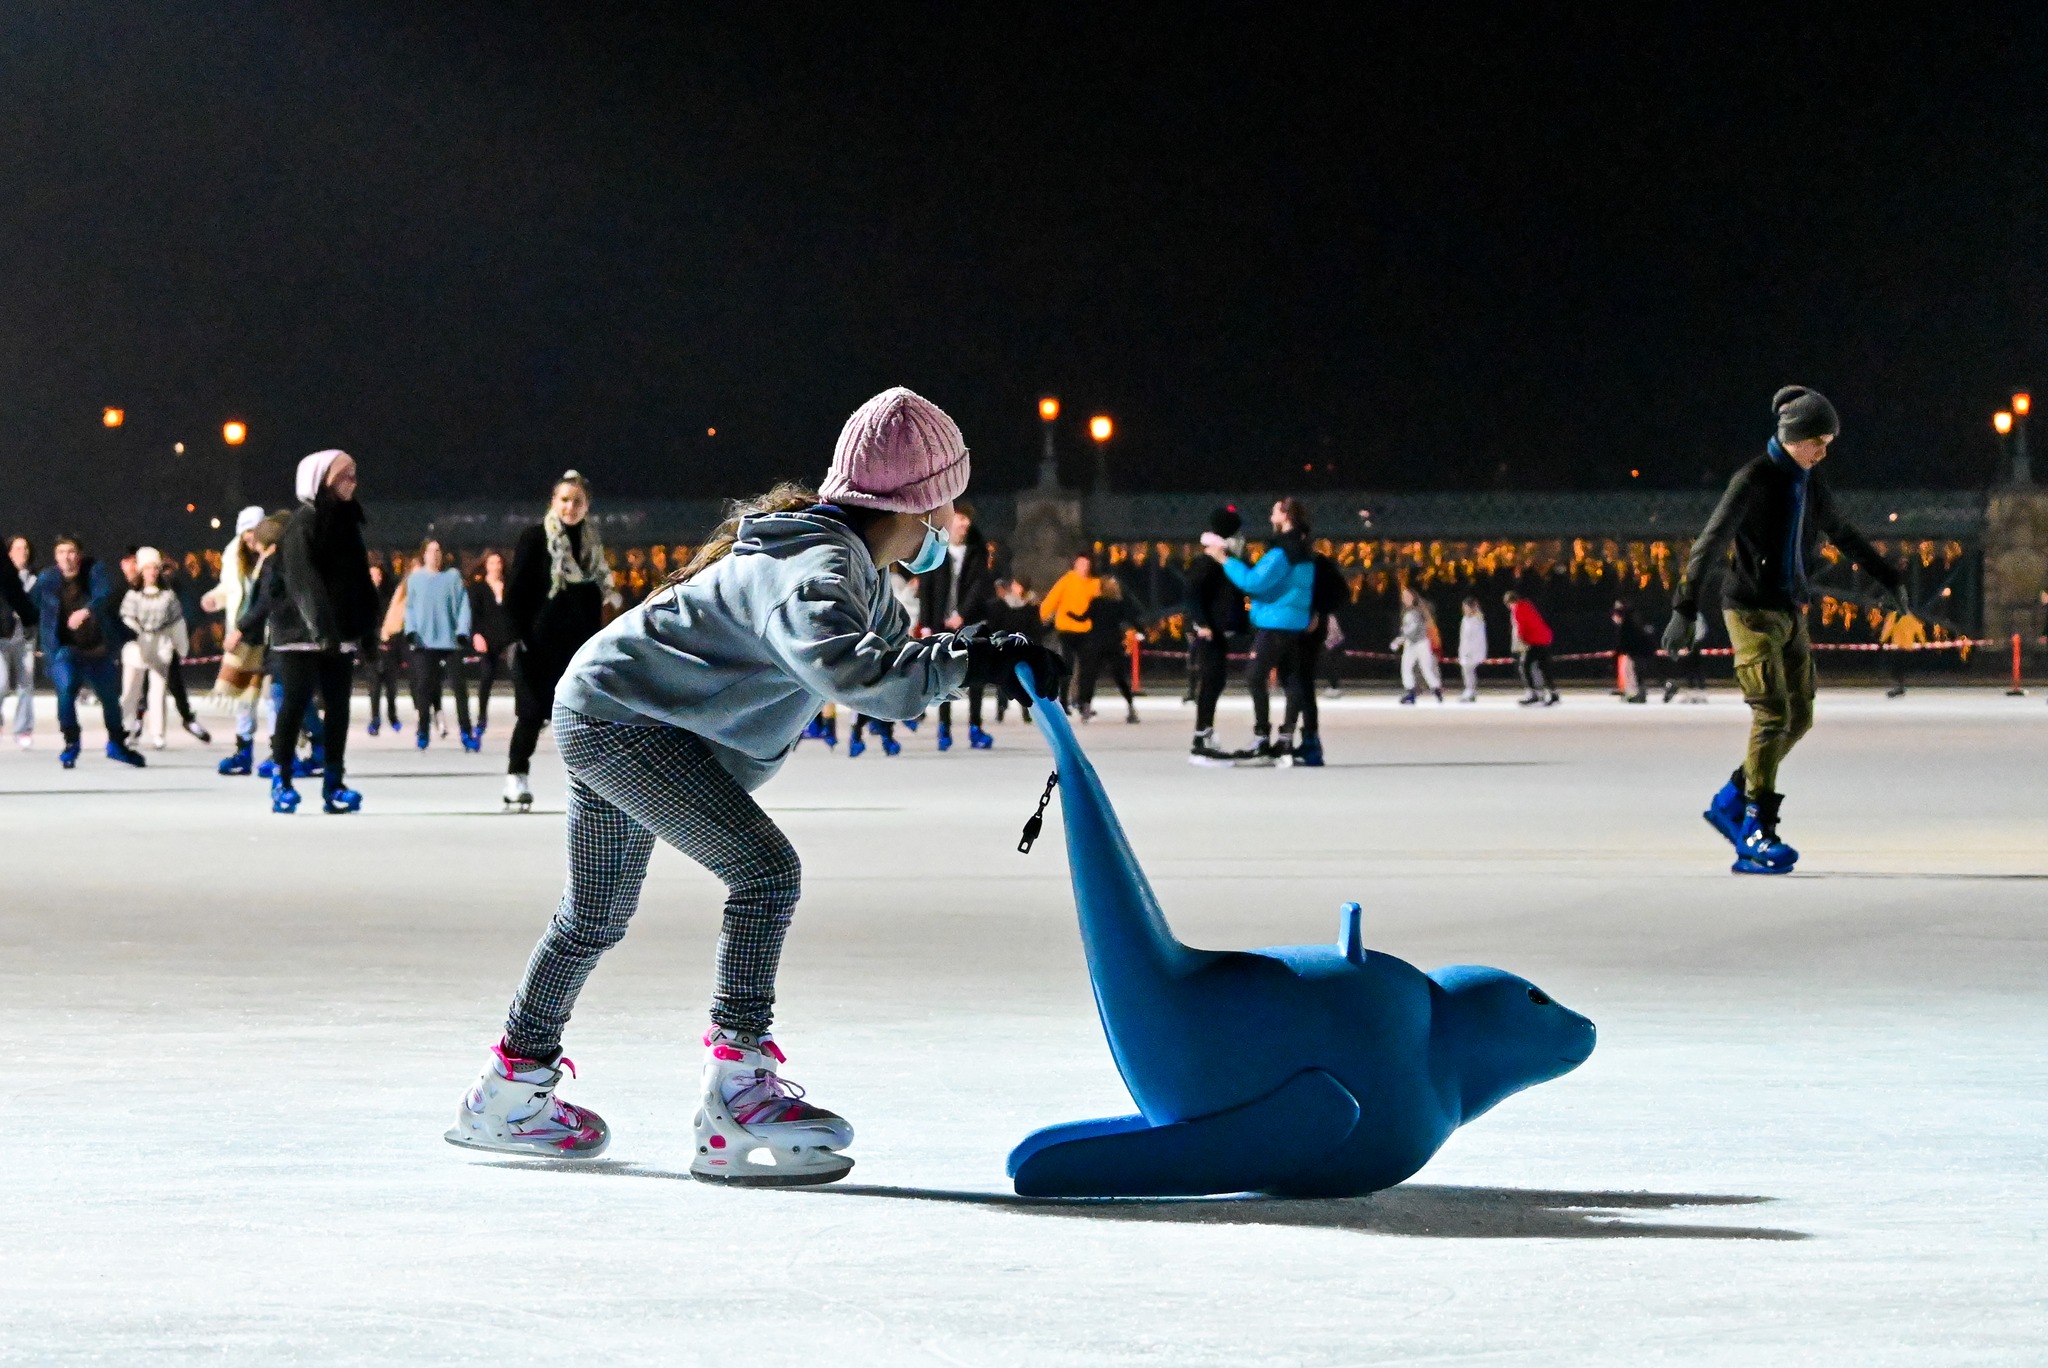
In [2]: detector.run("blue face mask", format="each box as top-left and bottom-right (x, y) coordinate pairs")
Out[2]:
(900, 517), (948, 576)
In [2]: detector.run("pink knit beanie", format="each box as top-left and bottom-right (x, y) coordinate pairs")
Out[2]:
(819, 387), (970, 513)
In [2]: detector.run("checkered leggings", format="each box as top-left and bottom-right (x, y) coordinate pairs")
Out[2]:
(503, 705), (802, 1056)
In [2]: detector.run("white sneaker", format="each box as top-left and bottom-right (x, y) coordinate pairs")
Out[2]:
(503, 772), (533, 810)
(17, 733), (32, 750)
(691, 1027), (853, 1186)
(445, 1041), (609, 1157)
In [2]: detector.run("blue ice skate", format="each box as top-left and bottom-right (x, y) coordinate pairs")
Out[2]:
(105, 741), (146, 768)
(938, 723), (954, 752)
(461, 726), (482, 753)
(969, 726), (994, 750)
(847, 737), (867, 758)
(322, 774), (362, 814)
(1732, 793), (1797, 875)
(881, 734), (902, 757)
(1702, 770), (1747, 850)
(1007, 664), (1594, 1198)
(366, 717), (381, 737)
(1291, 735), (1325, 768)
(270, 772), (301, 814)
(60, 742), (80, 769)
(219, 738), (255, 776)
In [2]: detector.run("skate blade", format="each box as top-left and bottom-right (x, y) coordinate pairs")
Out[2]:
(691, 1156), (854, 1187)
(443, 1128), (611, 1159)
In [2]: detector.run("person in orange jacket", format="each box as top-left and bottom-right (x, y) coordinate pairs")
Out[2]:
(1039, 553), (1102, 712)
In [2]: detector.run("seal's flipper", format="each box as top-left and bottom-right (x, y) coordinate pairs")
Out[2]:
(1009, 1069), (1362, 1198)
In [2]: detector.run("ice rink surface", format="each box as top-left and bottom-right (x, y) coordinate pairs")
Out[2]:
(4, 686), (2044, 1365)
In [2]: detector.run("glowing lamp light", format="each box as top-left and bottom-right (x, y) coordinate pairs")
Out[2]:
(223, 420), (248, 445)
(173, 442), (185, 454)
(2015, 393), (2032, 416)
(1994, 411), (2014, 435)
(706, 427), (717, 436)
(185, 503), (196, 513)
(1038, 397), (1061, 422)
(210, 517), (222, 529)
(1630, 469), (1641, 478)
(1089, 415), (1113, 443)
(102, 407), (124, 427)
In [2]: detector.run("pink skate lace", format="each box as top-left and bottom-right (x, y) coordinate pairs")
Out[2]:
(726, 1070), (834, 1126)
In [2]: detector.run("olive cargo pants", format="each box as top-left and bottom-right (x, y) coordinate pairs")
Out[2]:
(1724, 608), (1815, 796)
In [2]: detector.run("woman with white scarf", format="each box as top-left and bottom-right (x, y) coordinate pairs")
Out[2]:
(501, 471), (618, 809)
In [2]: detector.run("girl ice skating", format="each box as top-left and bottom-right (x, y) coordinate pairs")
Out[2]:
(447, 387), (1065, 1184)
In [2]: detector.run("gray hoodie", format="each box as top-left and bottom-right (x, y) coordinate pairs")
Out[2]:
(557, 507), (969, 790)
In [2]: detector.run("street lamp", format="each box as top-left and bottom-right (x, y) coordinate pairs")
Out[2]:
(2012, 392), (2033, 486)
(222, 420), (247, 446)
(1036, 396), (1061, 489)
(1088, 414), (1114, 494)
(102, 407), (124, 428)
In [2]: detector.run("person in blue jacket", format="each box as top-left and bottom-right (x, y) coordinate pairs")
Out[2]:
(403, 537), (483, 752)
(30, 536), (147, 769)
(1205, 497), (1321, 766)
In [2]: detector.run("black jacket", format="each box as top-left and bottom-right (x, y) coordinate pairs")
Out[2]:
(1183, 557), (1249, 637)
(1674, 447), (1901, 616)
(505, 523), (606, 675)
(262, 493), (380, 650)
(918, 536), (995, 633)
(469, 579), (515, 652)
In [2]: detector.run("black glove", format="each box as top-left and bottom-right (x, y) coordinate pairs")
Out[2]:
(963, 630), (1068, 708)
(1660, 610), (1699, 657)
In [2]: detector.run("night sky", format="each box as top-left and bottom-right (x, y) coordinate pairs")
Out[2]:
(5, 5), (2046, 544)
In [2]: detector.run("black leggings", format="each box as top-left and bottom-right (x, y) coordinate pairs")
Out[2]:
(509, 649), (569, 776)
(1519, 645), (1555, 695)
(410, 645), (471, 736)
(273, 651), (353, 781)
(1248, 629), (1315, 739)
(938, 686), (985, 730)
(1192, 635), (1231, 733)
(474, 646), (508, 727)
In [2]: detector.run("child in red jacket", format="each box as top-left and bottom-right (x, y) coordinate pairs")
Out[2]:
(1503, 590), (1559, 707)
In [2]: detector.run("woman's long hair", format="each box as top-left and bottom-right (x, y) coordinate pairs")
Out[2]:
(668, 482), (822, 586)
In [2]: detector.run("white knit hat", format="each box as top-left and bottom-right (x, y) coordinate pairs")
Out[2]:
(295, 449), (351, 502)
(818, 388), (969, 513)
(234, 505), (265, 534)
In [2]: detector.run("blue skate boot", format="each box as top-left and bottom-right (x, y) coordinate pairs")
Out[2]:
(415, 727), (430, 750)
(218, 737), (255, 776)
(1732, 791), (1798, 874)
(847, 735), (866, 758)
(1702, 768), (1747, 851)
(270, 771), (301, 814)
(881, 735), (902, 756)
(938, 723), (954, 752)
(295, 744), (324, 777)
(460, 725), (482, 753)
(106, 740), (147, 768)
(1292, 734), (1325, 768)
(969, 725), (994, 750)
(322, 772), (362, 814)
(60, 733), (81, 769)
(366, 716), (381, 737)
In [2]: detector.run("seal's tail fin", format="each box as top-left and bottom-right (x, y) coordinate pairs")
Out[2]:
(1021, 664), (1198, 987)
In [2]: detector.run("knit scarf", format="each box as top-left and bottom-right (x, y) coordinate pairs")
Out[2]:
(543, 508), (609, 599)
(1767, 438), (1810, 604)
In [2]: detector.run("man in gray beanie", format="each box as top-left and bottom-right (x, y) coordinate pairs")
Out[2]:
(1663, 385), (1907, 875)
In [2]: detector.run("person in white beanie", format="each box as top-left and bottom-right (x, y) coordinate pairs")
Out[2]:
(118, 548), (187, 749)
(448, 387), (1068, 1187)
(1456, 595), (1489, 701)
(250, 451), (379, 814)
(201, 506), (271, 772)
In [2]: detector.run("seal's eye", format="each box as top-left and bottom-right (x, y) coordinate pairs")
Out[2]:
(1527, 987), (1552, 1006)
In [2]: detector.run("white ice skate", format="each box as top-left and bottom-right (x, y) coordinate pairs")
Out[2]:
(503, 773), (533, 811)
(691, 1027), (853, 1187)
(445, 1041), (609, 1158)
